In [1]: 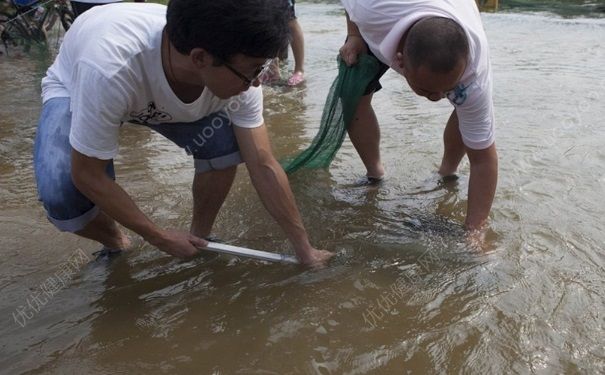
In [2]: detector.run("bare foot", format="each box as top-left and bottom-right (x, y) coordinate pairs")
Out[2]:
(105, 230), (131, 250)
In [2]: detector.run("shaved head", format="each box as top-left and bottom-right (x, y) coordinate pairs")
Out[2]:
(403, 17), (469, 74)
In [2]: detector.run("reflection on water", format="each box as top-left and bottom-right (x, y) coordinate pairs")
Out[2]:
(1, 3), (604, 374)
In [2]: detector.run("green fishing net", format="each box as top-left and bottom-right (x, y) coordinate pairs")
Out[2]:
(281, 54), (381, 174)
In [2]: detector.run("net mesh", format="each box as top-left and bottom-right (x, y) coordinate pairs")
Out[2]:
(280, 54), (381, 174)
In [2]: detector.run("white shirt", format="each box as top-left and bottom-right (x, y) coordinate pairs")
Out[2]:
(42, 3), (264, 160)
(341, 0), (495, 150)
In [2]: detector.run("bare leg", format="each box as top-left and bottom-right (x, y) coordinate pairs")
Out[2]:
(75, 211), (131, 249)
(190, 166), (237, 238)
(347, 93), (385, 179)
(439, 110), (466, 176)
(289, 18), (305, 75)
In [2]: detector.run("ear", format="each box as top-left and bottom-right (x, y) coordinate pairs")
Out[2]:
(190, 48), (212, 69)
(395, 51), (405, 70)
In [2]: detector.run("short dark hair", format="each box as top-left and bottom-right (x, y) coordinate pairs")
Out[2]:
(403, 17), (469, 73)
(166, 0), (290, 63)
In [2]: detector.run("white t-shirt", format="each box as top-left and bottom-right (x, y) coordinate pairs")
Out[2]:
(341, 0), (495, 150)
(42, 3), (264, 160)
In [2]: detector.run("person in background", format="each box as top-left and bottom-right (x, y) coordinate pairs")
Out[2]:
(339, 0), (498, 245)
(34, 0), (332, 266)
(262, 0), (305, 86)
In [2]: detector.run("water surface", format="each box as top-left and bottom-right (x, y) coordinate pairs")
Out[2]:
(1, 3), (604, 374)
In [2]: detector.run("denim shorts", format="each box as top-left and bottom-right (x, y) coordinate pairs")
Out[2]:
(34, 97), (242, 232)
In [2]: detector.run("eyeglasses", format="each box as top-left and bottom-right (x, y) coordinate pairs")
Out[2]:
(223, 59), (273, 86)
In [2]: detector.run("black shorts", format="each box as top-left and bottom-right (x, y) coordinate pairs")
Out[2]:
(343, 36), (390, 96)
(363, 48), (390, 95)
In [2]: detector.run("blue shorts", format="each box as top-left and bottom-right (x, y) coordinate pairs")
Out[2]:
(34, 97), (242, 232)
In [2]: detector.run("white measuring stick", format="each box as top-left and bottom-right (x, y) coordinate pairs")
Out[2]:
(204, 241), (299, 264)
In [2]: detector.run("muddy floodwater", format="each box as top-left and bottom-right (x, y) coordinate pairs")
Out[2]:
(1, 2), (604, 374)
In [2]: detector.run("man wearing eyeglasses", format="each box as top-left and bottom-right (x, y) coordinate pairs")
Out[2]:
(339, 0), (498, 243)
(33, 0), (332, 265)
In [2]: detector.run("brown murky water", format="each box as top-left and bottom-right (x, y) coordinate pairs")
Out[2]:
(1, 3), (604, 374)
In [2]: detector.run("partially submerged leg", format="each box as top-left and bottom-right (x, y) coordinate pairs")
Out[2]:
(190, 166), (237, 238)
(287, 18), (305, 86)
(346, 93), (385, 179)
(146, 112), (240, 239)
(75, 211), (131, 250)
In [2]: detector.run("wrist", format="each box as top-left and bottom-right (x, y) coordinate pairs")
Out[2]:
(291, 237), (313, 257)
(142, 226), (165, 246)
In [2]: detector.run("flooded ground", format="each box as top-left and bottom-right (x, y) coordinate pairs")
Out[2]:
(1, 2), (604, 374)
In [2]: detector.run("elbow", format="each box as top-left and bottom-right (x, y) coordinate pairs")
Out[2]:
(71, 167), (95, 197)
(71, 165), (108, 199)
(71, 167), (88, 191)
(70, 149), (113, 199)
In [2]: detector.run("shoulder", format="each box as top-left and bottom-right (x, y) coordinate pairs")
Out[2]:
(225, 86), (264, 128)
(232, 86), (263, 109)
(64, 3), (165, 67)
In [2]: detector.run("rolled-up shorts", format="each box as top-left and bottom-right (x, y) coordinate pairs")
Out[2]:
(33, 97), (241, 232)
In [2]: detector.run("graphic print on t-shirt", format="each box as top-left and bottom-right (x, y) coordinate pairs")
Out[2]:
(446, 83), (470, 106)
(129, 101), (173, 124)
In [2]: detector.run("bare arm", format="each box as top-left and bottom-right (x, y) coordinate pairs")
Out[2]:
(234, 124), (332, 265)
(71, 149), (206, 257)
(438, 110), (498, 230)
(340, 11), (367, 66)
(345, 11), (362, 37)
(465, 144), (498, 230)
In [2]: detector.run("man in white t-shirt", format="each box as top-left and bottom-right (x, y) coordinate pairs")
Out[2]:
(34, 0), (332, 265)
(339, 0), (498, 237)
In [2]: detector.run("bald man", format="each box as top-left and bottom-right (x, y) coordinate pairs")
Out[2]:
(339, 0), (497, 235)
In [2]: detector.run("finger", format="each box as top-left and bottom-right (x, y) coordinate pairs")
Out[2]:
(322, 251), (335, 263)
(346, 54), (357, 66)
(308, 253), (333, 269)
(189, 235), (208, 249)
(341, 52), (351, 66)
(312, 254), (331, 269)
